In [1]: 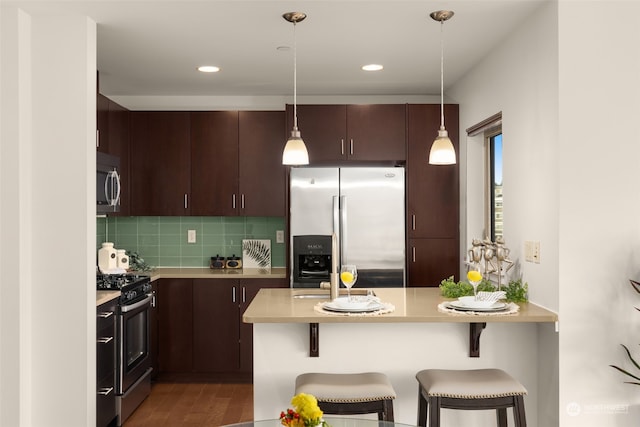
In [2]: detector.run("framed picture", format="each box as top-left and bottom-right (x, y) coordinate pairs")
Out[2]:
(242, 239), (271, 269)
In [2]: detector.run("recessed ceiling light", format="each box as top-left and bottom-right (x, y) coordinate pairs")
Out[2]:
(276, 45), (291, 52)
(362, 64), (383, 71)
(198, 65), (220, 73)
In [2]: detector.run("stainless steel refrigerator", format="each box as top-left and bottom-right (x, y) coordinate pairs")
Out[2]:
(289, 167), (405, 288)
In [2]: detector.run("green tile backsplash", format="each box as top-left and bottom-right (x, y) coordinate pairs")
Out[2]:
(96, 216), (286, 268)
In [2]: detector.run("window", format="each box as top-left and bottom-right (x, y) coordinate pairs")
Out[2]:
(486, 130), (503, 242)
(466, 112), (503, 243)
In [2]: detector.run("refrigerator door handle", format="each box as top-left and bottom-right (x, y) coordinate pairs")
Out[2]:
(332, 195), (340, 245)
(340, 195), (347, 264)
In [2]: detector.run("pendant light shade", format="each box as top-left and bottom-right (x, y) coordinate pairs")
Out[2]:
(282, 12), (309, 166)
(429, 10), (456, 165)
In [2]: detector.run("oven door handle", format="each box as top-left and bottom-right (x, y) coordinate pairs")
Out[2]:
(120, 294), (152, 313)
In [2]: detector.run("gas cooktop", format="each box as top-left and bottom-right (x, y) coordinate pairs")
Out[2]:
(97, 273), (152, 305)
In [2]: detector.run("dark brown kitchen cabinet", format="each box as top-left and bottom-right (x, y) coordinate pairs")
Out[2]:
(157, 278), (193, 373)
(107, 99), (131, 215)
(238, 111), (287, 216)
(190, 111), (239, 216)
(192, 278), (287, 381)
(406, 104), (460, 286)
(408, 238), (459, 287)
(190, 111), (286, 216)
(286, 104), (406, 163)
(192, 279), (240, 375)
(96, 298), (117, 427)
(97, 94), (110, 153)
(129, 111), (191, 215)
(156, 278), (286, 381)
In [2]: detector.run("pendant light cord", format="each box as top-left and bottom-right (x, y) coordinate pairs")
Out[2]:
(439, 19), (445, 130)
(293, 21), (298, 131)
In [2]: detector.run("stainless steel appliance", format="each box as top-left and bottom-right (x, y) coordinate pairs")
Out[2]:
(292, 235), (333, 286)
(290, 167), (405, 288)
(97, 152), (121, 214)
(97, 273), (153, 426)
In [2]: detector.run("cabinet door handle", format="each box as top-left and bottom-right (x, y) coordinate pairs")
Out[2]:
(412, 246), (416, 263)
(340, 139), (345, 155)
(97, 336), (114, 344)
(232, 194), (236, 209)
(241, 194), (245, 210)
(97, 387), (113, 396)
(232, 286), (237, 303)
(350, 138), (354, 155)
(242, 286), (246, 303)
(412, 214), (416, 230)
(97, 311), (114, 319)
(184, 194), (188, 209)
(96, 129), (100, 148)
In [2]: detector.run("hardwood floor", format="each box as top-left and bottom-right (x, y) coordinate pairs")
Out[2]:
(123, 382), (254, 427)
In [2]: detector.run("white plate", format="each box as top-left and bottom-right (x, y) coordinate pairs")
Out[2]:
(447, 301), (508, 312)
(331, 296), (374, 310)
(323, 300), (385, 313)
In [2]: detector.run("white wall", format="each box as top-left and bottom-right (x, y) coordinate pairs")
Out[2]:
(557, 1), (640, 425)
(448, 2), (560, 425)
(0, 8), (97, 427)
(451, 0), (640, 425)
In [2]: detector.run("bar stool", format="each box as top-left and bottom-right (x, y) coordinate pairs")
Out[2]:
(415, 369), (527, 427)
(295, 372), (396, 421)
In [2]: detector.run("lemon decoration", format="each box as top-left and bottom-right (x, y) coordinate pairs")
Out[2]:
(467, 270), (482, 283)
(340, 271), (354, 283)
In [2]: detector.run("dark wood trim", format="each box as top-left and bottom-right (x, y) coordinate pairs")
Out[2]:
(466, 111), (502, 136)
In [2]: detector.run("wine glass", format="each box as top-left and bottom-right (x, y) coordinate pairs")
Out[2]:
(467, 268), (483, 300)
(340, 265), (358, 301)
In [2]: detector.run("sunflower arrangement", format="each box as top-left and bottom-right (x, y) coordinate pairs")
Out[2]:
(279, 393), (329, 427)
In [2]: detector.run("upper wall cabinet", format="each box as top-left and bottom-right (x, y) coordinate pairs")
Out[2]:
(238, 111), (286, 216)
(190, 111), (240, 216)
(131, 110), (286, 217)
(285, 104), (406, 163)
(130, 111), (191, 216)
(96, 94), (110, 153)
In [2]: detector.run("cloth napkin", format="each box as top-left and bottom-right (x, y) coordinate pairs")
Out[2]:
(475, 291), (506, 302)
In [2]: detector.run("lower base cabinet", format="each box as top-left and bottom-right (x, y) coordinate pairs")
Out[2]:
(156, 277), (287, 381)
(97, 298), (117, 427)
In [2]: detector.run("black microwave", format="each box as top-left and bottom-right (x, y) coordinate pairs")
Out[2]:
(97, 152), (121, 214)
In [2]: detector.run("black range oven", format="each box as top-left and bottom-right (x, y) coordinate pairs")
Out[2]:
(97, 273), (153, 426)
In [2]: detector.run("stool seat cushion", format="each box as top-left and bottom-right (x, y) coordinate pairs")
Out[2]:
(295, 372), (397, 403)
(416, 369), (527, 399)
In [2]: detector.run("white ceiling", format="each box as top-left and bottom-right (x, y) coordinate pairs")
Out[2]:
(12, 0), (549, 98)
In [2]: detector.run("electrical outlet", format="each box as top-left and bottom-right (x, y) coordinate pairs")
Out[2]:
(187, 229), (196, 243)
(276, 230), (285, 244)
(532, 241), (540, 264)
(524, 241), (533, 262)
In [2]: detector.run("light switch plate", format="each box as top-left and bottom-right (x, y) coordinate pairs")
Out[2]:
(276, 230), (285, 244)
(187, 229), (196, 243)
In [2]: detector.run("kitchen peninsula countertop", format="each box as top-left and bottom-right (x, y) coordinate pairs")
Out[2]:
(243, 287), (558, 324)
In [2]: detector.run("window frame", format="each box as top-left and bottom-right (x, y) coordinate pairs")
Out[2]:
(484, 127), (503, 243)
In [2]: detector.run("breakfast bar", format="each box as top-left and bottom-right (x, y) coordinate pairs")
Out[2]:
(243, 287), (558, 426)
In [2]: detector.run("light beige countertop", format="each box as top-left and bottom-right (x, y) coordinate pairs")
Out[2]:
(243, 287), (558, 324)
(146, 267), (286, 282)
(96, 290), (120, 307)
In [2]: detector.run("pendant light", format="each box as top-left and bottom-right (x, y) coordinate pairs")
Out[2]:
(282, 12), (309, 165)
(428, 10), (456, 165)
